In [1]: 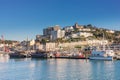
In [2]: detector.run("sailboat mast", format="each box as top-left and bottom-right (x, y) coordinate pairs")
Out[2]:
(102, 33), (105, 51)
(1, 35), (5, 52)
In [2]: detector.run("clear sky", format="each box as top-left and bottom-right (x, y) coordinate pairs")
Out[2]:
(0, 0), (120, 41)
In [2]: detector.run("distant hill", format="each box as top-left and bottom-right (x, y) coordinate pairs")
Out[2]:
(0, 40), (19, 44)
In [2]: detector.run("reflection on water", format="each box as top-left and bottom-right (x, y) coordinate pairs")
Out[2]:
(0, 56), (120, 80)
(0, 54), (9, 63)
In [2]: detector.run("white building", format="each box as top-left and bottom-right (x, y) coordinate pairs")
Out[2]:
(45, 43), (56, 51)
(51, 29), (65, 40)
(70, 32), (93, 38)
(87, 40), (108, 46)
(35, 42), (56, 51)
(71, 33), (78, 38)
(78, 28), (91, 31)
(30, 39), (35, 46)
(64, 26), (74, 32)
(106, 30), (115, 33)
(35, 43), (44, 50)
(77, 32), (93, 37)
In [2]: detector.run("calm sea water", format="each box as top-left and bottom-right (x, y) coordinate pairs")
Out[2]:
(0, 56), (120, 80)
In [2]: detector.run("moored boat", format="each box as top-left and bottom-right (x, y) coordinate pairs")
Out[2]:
(89, 50), (115, 60)
(69, 52), (86, 59)
(89, 33), (116, 61)
(54, 51), (70, 58)
(9, 51), (27, 58)
(31, 51), (47, 58)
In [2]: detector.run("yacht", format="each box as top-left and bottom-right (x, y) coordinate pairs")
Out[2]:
(89, 50), (115, 60)
(89, 33), (116, 61)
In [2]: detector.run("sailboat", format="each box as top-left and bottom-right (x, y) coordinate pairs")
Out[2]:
(89, 33), (115, 60)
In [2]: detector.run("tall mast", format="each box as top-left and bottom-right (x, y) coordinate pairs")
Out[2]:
(26, 37), (28, 51)
(102, 33), (105, 51)
(1, 35), (5, 52)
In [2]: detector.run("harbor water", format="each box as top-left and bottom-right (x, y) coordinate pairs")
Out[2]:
(0, 56), (120, 80)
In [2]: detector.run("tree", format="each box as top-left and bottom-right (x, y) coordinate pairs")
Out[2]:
(41, 39), (47, 44)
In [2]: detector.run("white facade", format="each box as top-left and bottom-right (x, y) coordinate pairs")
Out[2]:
(35, 42), (56, 51)
(35, 43), (44, 50)
(51, 29), (65, 40)
(45, 43), (56, 51)
(64, 26), (74, 32)
(87, 40), (108, 46)
(77, 32), (93, 37)
(78, 28), (91, 31)
(71, 33), (78, 38)
(30, 39), (35, 46)
(106, 30), (115, 33)
(71, 32), (93, 38)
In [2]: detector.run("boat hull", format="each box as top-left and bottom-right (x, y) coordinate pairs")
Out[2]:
(89, 56), (113, 61)
(31, 53), (47, 58)
(69, 57), (86, 59)
(9, 54), (26, 58)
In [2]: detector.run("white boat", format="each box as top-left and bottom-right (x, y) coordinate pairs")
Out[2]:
(89, 33), (116, 61)
(89, 50), (115, 60)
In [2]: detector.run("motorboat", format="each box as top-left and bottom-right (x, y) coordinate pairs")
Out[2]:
(31, 51), (47, 58)
(89, 50), (115, 60)
(9, 51), (27, 58)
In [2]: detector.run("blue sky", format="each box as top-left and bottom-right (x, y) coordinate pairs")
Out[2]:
(0, 0), (120, 41)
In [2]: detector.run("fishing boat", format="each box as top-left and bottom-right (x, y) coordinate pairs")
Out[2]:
(9, 51), (27, 58)
(30, 51), (47, 58)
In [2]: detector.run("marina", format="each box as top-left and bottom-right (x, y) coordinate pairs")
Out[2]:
(0, 0), (120, 80)
(1, 49), (120, 60)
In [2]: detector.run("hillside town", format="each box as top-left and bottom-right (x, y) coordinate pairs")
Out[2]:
(1, 23), (120, 60)
(23, 23), (120, 51)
